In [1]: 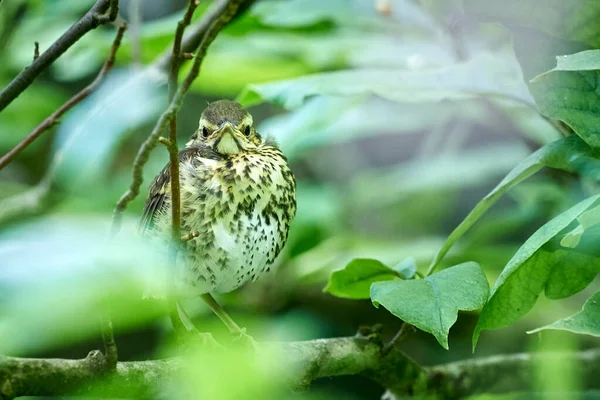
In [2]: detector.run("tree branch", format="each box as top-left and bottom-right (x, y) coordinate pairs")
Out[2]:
(0, 24), (126, 171)
(1, 336), (599, 400)
(153, 0), (256, 72)
(0, 0), (119, 113)
(162, 0), (200, 336)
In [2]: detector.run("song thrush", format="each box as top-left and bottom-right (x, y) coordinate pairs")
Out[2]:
(140, 100), (296, 338)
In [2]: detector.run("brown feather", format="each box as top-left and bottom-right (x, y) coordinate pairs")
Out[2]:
(138, 144), (221, 235)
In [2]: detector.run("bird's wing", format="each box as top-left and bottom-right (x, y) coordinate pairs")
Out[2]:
(138, 145), (221, 235)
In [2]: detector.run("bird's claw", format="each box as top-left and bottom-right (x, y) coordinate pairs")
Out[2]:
(177, 330), (223, 352)
(232, 328), (260, 351)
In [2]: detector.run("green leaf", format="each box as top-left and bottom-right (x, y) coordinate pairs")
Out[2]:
(324, 258), (400, 300)
(473, 194), (600, 348)
(371, 262), (489, 349)
(427, 135), (600, 275)
(533, 50), (600, 81)
(394, 257), (417, 280)
(528, 291), (600, 337)
(237, 51), (534, 109)
(560, 203), (600, 248)
(511, 29), (600, 149)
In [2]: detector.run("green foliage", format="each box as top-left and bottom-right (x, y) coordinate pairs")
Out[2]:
(533, 50), (600, 77)
(428, 135), (600, 274)
(3, 0), (600, 397)
(323, 257), (416, 299)
(473, 194), (600, 347)
(371, 262), (489, 349)
(237, 51), (532, 109)
(324, 258), (402, 299)
(528, 291), (600, 337)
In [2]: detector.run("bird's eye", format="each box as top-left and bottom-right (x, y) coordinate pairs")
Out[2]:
(244, 125), (251, 136)
(202, 127), (209, 137)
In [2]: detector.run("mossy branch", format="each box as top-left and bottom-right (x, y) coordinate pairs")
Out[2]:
(1, 336), (599, 400)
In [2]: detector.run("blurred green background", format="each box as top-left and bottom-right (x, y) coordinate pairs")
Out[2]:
(0, 0), (598, 398)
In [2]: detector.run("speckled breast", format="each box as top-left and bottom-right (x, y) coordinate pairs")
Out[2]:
(174, 148), (296, 295)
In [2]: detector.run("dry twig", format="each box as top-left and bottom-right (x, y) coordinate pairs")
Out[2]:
(0, 0), (119, 112)
(0, 25), (127, 171)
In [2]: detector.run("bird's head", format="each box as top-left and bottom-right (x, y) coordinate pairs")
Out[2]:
(187, 100), (262, 155)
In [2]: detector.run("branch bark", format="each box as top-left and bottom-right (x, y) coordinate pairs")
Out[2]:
(1, 336), (598, 400)
(0, 24), (127, 171)
(0, 0), (119, 113)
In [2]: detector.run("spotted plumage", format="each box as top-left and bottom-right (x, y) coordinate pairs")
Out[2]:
(140, 100), (296, 297)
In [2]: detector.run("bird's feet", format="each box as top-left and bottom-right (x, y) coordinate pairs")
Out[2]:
(176, 329), (223, 352)
(231, 327), (260, 351)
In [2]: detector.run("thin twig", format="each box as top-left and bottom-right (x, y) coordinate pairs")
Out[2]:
(111, 0), (244, 233)
(95, 0), (119, 23)
(163, 0), (200, 338)
(0, 0), (119, 113)
(0, 3), (27, 57)
(154, 0), (256, 71)
(33, 41), (39, 61)
(382, 323), (414, 355)
(158, 137), (173, 147)
(166, 0), (199, 250)
(0, 24), (127, 171)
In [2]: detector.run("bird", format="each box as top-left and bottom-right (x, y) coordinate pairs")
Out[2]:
(139, 100), (296, 341)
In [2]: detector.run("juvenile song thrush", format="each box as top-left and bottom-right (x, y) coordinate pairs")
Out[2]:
(140, 100), (296, 337)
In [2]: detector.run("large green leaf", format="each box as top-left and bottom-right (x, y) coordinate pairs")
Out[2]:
(371, 262), (489, 349)
(324, 258), (401, 300)
(427, 135), (600, 274)
(473, 194), (600, 348)
(237, 50), (534, 109)
(516, 34), (600, 149)
(528, 291), (600, 337)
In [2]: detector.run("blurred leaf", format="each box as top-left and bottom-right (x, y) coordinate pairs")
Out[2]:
(50, 69), (164, 191)
(394, 257), (417, 279)
(428, 135), (600, 274)
(463, 0), (600, 48)
(349, 142), (529, 211)
(473, 194), (600, 348)
(260, 95), (492, 160)
(0, 215), (168, 355)
(238, 50), (533, 109)
(323, 258), (400, 300)
(461, 1), (600, 148)
(0, 80), (68, 152)
(252, 0), (378, 29)
(166, 343), (296, 400)
(371, 262), (489, 349)
(528, 291), (600, 337)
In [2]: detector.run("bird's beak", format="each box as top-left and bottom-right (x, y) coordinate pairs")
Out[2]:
(215, 122), (241, 154)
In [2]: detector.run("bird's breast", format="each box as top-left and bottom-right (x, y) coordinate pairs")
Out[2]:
(176, 150), (296, 294)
